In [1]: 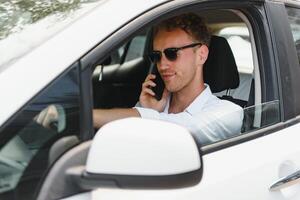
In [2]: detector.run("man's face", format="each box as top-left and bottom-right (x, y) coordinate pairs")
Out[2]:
(153, 28), (205, 93)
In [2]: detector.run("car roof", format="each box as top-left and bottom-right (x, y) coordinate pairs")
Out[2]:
(0, 0), (168, 126)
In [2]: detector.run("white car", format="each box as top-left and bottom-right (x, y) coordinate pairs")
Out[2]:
(1, 0), (300, 199)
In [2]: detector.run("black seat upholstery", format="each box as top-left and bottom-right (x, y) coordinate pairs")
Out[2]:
(204, 35), (247, 107)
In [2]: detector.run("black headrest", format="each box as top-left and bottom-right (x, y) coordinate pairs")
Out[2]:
(204, 35), (239, 93)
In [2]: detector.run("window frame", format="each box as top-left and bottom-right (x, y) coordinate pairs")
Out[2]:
(81, 0), (281, 154)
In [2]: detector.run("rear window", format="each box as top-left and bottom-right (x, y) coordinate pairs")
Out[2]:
(285, 6), (300, 66)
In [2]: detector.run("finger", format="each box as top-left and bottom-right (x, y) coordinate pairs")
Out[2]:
(43, 110), (54, 127)
(36, 108), (47, 124)
(141, 88), (156, 96)
(42, 105), (59, 127)
(145, 74), (156, 82)
(142, 80), (156, 88)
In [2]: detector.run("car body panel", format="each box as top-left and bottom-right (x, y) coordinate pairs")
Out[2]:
(62, 122), (300, 200)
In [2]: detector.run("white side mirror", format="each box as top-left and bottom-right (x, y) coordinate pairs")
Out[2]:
(82, 118), (201, 188)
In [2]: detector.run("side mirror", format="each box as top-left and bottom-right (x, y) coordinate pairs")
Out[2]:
(69, 118), (202, 189)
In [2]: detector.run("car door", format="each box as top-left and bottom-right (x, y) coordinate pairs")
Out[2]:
(85, 1), (300, 199)
(186, 2), (300, 199)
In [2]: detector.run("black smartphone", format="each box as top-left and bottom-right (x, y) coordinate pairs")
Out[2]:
(148, 62), (165, 100)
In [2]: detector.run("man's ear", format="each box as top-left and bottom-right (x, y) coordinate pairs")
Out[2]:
(197, 45), (209, 65)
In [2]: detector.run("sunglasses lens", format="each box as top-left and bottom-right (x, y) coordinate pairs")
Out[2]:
(149, 51), (161, 63)
(164, 48), (177, 61)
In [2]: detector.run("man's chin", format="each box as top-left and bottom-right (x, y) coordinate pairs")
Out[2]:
(165, 85), (180, 93)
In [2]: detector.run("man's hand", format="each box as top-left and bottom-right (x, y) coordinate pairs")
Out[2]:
(34, 104), (66, 133)
(139, 74), (169, 112)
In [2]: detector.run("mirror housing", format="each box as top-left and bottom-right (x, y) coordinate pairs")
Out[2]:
(70, 118), (202, 189)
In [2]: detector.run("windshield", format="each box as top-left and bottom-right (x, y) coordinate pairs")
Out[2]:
(0, 0), (106, 72)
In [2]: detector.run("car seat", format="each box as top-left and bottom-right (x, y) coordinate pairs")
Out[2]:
(204, 35), (247, 108)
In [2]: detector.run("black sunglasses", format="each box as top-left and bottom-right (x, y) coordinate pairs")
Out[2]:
(149, 42), (202, 63)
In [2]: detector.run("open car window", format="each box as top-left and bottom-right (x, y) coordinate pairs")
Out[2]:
(91, 9), (280, 147)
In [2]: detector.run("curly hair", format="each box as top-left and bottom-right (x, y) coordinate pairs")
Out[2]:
(153, 13), (211, 46)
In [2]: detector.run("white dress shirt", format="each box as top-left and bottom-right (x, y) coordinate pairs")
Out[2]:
(135, 85), (244, 145)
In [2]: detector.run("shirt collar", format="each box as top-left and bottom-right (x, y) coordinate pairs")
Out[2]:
(185, 84), (213, 115)
(164, 84), (213, 115)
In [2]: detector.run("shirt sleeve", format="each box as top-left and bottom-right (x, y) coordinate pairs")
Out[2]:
(134, 106), (160, 120)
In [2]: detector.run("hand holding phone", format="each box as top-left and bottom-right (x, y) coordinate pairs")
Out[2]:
(138, 62), (167, 111)
(148, 62), (165, 100)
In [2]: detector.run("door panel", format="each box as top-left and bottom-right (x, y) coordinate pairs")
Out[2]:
(192, 123), (300, 200)
(67, 123), (300, 200)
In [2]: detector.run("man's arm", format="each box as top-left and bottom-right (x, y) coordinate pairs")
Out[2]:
(93, 74), (168, 129)
(93, 108), (140, 128)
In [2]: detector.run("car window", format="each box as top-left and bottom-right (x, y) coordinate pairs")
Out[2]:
(124, 35), (147, 62)
(204, 11), (280, 144)
(92, 30), (149, 109)
(90, 9), (280, 148)
(285, 6), (300, 65)
(0, 64), (81, 200)
(100, 31), (148, 66)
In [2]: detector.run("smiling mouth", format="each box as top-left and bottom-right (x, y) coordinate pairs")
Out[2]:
(161, 73), (175, 81)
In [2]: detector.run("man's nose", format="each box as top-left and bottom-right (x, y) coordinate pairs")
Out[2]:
(158, 54), (171, 70)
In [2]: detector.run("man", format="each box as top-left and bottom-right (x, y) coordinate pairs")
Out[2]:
(93, 13), (243, 145)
